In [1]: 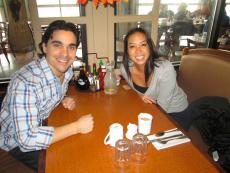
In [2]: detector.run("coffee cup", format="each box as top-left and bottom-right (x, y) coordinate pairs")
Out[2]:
(138, 113), (153, 135)
(104, 123), (123, 147)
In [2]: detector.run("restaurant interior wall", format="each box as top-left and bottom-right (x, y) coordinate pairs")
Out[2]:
(0, 0), (229, 68)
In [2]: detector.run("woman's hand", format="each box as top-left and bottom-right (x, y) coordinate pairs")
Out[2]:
(141, 95), (156, 104)
(62, 96), (76, 110)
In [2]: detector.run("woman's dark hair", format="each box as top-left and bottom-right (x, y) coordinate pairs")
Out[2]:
(122, 27), (159, 83)
(38, 20), (80, 58)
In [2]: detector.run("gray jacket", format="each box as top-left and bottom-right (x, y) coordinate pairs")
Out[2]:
(120, 59), (188, 113)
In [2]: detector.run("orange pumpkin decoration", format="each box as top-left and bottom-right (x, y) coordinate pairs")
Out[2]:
(93, 0), (99, 7)
(77, 0), (88, 5)
(77, 0), (122, 7)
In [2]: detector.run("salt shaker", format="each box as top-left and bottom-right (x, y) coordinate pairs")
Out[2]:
(125, 123), (137, 140)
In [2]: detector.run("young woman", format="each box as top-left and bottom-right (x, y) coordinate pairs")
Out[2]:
(118, 27), (189, 129)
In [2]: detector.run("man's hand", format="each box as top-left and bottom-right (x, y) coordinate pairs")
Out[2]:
(75, 114), (94, 134)
(51, 114), (94, 144)
(62, 96), (76, 110)
(141, 95), (156, 104)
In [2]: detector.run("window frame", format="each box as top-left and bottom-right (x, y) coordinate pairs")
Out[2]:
(36, 0), (84, 18)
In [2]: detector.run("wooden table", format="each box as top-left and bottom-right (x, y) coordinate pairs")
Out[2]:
(40, 82), (221, 173)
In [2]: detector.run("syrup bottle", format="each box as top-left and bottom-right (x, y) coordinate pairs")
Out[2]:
(75, 65), (90, 90)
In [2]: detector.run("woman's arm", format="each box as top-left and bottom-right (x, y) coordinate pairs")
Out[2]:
(157, 67), (177, 112)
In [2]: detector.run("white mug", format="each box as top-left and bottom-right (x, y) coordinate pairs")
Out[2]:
(138, 113), (153, 135)
(104, 123), (123, 147)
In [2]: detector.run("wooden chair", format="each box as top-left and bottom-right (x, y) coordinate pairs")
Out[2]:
(178, 48), (230, 165)
(8, 21), (36, 58)
(178, 48), (230, 103)
(0, 149), (35, 173)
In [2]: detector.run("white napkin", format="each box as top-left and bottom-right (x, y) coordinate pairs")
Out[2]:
(147, 128), (191, 150)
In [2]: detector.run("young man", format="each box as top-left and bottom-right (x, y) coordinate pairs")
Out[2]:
(0, 20), (94, 171)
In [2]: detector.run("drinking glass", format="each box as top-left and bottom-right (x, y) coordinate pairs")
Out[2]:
(131, 133), (148, 164)
(115, 139), (131, 168)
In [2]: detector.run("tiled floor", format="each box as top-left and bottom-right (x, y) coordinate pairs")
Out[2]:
(0, 52), (35, 83)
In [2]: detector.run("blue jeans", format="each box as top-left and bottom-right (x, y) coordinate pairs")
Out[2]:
(169, 107), (193, 131)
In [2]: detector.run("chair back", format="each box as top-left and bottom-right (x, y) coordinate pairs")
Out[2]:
(8, 21), (35, 53)
(178, 48), (230, 103)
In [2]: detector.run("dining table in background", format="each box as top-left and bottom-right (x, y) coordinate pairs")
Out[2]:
(179, 35), (206, 49)
(39, 81), (222, 173)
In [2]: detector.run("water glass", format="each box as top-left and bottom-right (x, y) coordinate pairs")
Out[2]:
(131, 133), (148, 163)
(115, 139), (131, 168)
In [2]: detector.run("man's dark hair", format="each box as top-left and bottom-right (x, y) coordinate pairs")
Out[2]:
(122, 27), (159, 83)
(38, 20), (80, 58)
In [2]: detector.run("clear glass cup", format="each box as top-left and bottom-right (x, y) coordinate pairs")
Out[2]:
(115, 139), (131, 168)
(131, 133), (148, 164)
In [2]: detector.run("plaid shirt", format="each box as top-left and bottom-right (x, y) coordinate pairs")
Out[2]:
(0, 57), (73, 152)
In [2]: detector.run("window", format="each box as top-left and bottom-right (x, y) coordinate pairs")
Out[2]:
(114, 0), (220, 66)
(226, 0), (230, 16)
(114, 0), (154, 67)
(115, 0), (153, 16)
(161, 0), (201, 14)
(216, 0), (230, 51)
(115, 21), (152, 68)
(158, 1), (205, 62)
(34, 1), (87, 64)
(0, 0), (5, 22)
(36, 0), (83, 18)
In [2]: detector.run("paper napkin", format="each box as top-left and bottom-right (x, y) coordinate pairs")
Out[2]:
(147, 128), (191, 150)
